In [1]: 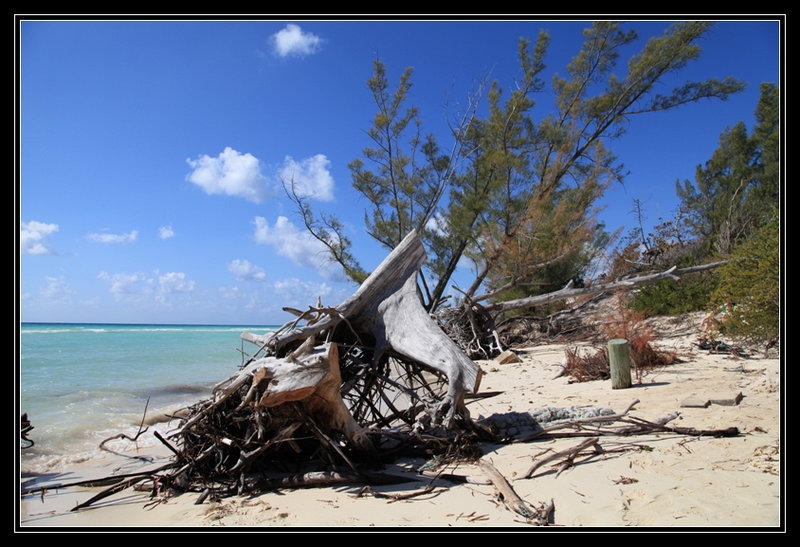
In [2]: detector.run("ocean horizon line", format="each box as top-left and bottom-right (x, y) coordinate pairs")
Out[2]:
(20, 321), (281, 328)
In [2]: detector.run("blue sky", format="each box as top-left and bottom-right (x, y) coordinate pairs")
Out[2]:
(17, 16), (782, 325)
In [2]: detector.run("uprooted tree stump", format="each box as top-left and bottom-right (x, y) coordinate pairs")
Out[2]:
(154, 229), (489, 499)
(240, 229), (481, 429)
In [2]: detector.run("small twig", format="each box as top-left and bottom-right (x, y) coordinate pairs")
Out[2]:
(300, 407), (361, 476)
(356, 484), (440, 502)
(70, 475), (154, 511)
(418, 469), (491, 485)
(617, 417), (740, 438)
(524, 437), (600, 479)
(99, 397), (151, 457)
(153, 430), (181, 459)
(21, 414), (35, 448)
(242, 470), (412, 492)
(194, 488), (212, 505)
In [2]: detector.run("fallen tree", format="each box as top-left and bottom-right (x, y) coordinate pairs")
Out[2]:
(436, 260), (730, 358)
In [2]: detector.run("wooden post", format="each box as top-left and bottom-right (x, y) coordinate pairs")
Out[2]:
(608, 338), (632, 389)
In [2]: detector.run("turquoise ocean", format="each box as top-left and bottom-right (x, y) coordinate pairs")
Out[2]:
(19, 322), (278, 473)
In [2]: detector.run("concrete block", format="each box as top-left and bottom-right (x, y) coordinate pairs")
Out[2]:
(680, 396), (710, 408)
(709, 392), (743, 406)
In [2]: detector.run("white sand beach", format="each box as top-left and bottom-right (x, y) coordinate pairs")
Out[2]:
(19, 325), (782, 530)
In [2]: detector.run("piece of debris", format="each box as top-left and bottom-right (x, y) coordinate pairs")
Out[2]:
(680, 392), (742, 408)
(479, 458), (554, 524)
(21, 413), (34, 449)
(524, 437), (600, 478)
(495, 350), (522, 365)
(480, 406), (616, 440)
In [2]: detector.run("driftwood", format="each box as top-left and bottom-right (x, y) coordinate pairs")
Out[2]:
(516, 399), (740, 443)
(99, 397), (151, 459)
(355, 484), (441, 502)
(479, 458), (554, 525)
(31, 397), (742, 519)
(93, 229), (490, 504)
(523, 437), (601, 479)
(484, 261), (730, 315)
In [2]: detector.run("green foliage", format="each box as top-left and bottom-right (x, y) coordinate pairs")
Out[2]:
(466, 21), (744, 309)
(676, 83), (779, 255)
(349, 59), (451, 251)
(628, 272), (719, 317)
(613, 202), (715, 316)
(626, 82), (779, 320)
(710, 214), (780, 345)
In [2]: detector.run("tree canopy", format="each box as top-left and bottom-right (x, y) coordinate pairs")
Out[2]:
(293, 21), (748, 314)
(676, 82), (779, 256)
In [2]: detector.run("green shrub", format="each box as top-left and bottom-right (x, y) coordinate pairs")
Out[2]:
(710, 215), (780, 345)
(628, 270), (719, 317)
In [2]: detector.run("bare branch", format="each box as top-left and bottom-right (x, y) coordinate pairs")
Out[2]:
(484, 260), (730, 315)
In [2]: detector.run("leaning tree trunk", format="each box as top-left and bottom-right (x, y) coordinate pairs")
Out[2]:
(241, 229), (480, 431)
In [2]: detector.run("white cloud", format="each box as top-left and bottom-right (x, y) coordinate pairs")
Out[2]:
(159, 225), (175, 239)
(185, 148), (336, 204)
(98, 271), (150, 300)
(279, 154), (335, 201)
(218, 285), (261, 313)
(228, 259), (267, 282)
(272, 277), (333, 307)
(156, 271), (196, 303)
(425, 212), (449, 237)
(97, 270), (195, 303)
(21, 221), (59, 255)
(271, 24), (322, 58)
(219, 285), (241, 300)
(186, 147), (271, 203)
(88, 229), (138, 244)
(252, 215), (344, 281)
(40, 276), (75, 302)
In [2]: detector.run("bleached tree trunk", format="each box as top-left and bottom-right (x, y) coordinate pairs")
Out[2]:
(242, 229), (481, 430)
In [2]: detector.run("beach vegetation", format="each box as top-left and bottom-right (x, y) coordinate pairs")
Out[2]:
(292, 21), (746, 316)
(709, 213), (780, 346)
(625, 83), (780, 330)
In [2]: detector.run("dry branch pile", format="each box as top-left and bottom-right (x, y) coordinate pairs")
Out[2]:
(434, 303), (503, 360)
(158, 339), (488, 502)
(135, 230), (493, 502)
